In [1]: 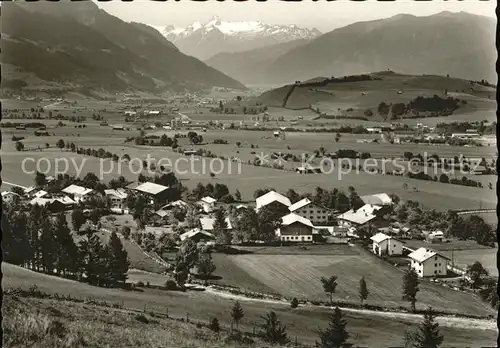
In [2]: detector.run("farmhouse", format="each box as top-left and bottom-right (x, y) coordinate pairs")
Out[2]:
(337, 204), (383, 228)
(62, 184), (94, 203)
(426, 230), (445, 243)
(370, 232), (404, 256)
(288, 198), (330, 224)
(451, 133), (479, 139)
(199, 216), (233, 232)
(104, 189), (128, 213)
(360, 193), (393, 207)
(33, 190), (48, 198)
(161, 200), (189, 211)
(29, 196), (76, 212)
(471, 165), (487, 175)
(133, 182), (170, 204)
(180, 228), (215, 243)
(255, 191), (291, 212)
(296, 165), (322, 174)
(366, 127), (382, 134)
(313, 225), (349, 237)
(152, 209), (170, 223)
(24, 186), (36, 196)
(408, 247), (450, 278)
(199, 196), (217, 213)
(277, 213), (314, 243)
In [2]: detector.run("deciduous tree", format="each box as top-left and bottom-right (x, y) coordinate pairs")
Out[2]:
(321, 276), (338, 304)
(402, 269), (420, 312)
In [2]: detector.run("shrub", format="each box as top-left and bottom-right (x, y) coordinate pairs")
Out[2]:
(208, 317), (220, 332)
(165, 280), (177, 290)
(46, 320), (67, 338)
(135, 314), (149, 324)
(136, 281), (145, 287)
(121, 226), (131, 239)
(290, 298), (299, 308)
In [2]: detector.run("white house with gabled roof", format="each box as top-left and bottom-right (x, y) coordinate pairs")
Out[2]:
(337, 204), (382, 227)
(276, 213), (314, 243)
(408, 247), (450, 278)
(104, 189), (128, 213)
(62, 184), (94, 203)
(288, 198), (330, 224)
(132, 182), (170, 204)
(361, 193), (393, 207)
(199, 196), (216, 213)
(370, 232), (404, 256)
(255, 191), (291, 212)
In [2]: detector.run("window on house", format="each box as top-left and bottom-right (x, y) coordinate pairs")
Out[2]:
(435, 256), (438, 260)
(434, 270), (437, 274)
(435, 263), (437, 267)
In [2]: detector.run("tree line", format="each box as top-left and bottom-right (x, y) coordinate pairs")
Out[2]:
(2, 202), (129, 288)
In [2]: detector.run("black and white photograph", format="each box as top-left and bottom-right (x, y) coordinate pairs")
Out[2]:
(1, 0), (498, 347)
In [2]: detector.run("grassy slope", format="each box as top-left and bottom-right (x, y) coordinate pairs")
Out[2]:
(254, 73), (495, 118)
(210, 245), (495, 317)
(2, 295), (268, 348)
(2, 263), (496, 347)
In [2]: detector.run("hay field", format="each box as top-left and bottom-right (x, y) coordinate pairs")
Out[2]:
(212, 246), (494, 317)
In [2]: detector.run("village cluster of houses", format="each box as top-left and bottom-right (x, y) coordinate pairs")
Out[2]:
(3, 180), (455, 278)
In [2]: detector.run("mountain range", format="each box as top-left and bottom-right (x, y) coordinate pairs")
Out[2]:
(1, 1), (245, 95)
(152, 16), (322, 60)
(206, 11), (496, 85)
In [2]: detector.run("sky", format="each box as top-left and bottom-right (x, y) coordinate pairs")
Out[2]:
(96, 0), (496, 33)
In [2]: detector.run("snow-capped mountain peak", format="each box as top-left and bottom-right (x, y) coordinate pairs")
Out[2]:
(154, 17), (321, 42)
(150, 18), (322, 60)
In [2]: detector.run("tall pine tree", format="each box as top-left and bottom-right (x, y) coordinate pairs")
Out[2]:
(79, 228), (107, 286)
(359, 277), (369, 306)
(213, 208), (231, 245)
(54, 213), (79, 276)
(259, 311), (289, 344)
(230, 301), (244, 331)
(404, 307), (444, 348)
(105, 232), (129, 286)
(317, 306), (350, 348)
(39, 215), (56, 274)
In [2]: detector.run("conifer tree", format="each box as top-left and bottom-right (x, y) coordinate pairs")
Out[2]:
(404, 307), (444, 348)
(259, 311), (289, 344)
(230, 301), (244, 331)
(359, 276), (369, 306)
(39, 216), (56, 274)
(317, 306), (350, 348)
(54, 212), (79, 276)
(105, 231), (130, 286)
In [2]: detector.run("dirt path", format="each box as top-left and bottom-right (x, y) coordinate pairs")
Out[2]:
(203, 286), (496, 331)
